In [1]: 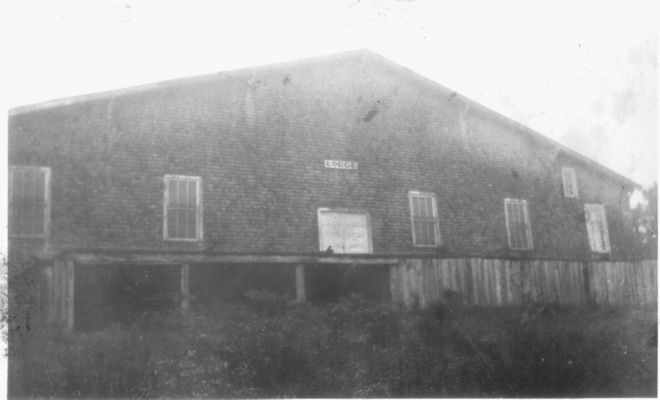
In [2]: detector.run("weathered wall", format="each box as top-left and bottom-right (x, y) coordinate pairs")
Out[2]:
(9, 50), (641, 260)
(391, 258), (657, 308)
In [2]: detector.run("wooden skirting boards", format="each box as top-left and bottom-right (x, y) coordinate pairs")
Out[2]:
(390, 258), (657, 308)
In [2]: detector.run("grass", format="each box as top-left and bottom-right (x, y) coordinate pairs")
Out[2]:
(8, 295), (658, 398)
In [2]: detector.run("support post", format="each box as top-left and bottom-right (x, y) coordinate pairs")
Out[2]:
(295, 264), (306, 302)
(52, 260), (61, 324)
(52, 259), (66, 329)
(181, 264), (190, 312)
(582, 261), (593, 305)
(45, 265), (54, 322)
(65, 260), (75, 332)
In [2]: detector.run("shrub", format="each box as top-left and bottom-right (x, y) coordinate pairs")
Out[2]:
(9, 297), (657, 398)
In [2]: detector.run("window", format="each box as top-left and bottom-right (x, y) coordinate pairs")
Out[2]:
(163, 175), (202, 241)
(317, 209), (372, 253)
(584, 204), (610, 253)
(408, 191), (441, 247)
(561, 167), (578, 198)
(9, 166), (51, 237)
(504, 198), (533, 250)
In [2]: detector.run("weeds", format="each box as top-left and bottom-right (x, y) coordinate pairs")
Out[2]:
(9, 294), (657, 398)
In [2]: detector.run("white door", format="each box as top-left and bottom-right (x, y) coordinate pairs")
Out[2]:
(317, 209), (372, 254)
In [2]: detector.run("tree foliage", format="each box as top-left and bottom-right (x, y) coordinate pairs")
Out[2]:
(632, 182), (658, 258)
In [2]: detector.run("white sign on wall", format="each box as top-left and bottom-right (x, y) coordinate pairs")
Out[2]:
(317, 209), (372, 254)
(324, 159), (358, 170)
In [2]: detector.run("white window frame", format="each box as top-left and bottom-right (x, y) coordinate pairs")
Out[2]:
(408, 191), (441, 247)
(504, 198), (533, 251)
(9, 166), (51, 238)
(163, 175), (203, 242)
(561, 167), (579, 198)
(317, 208), (373, 254)
(584, 204), (611, 253)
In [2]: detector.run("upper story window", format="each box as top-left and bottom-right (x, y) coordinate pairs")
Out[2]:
(561, 167), (578, 198)
(504, 198), (533, 250)
(584, 204), (610, 253)
(408, 191), (441, 247)
(317, 208), (372, 254)
(9, 166), (51, 238)
(163, 175), (203, 241)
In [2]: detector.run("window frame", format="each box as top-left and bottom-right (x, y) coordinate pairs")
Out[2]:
(408, 191), (441, 248)
(163, 174), (203, 242)
(561, 167), (579, 198)
(9, 166), (51, 238)
(584, 203), (611, 253)
(504, 198), (534, 251)
(316, 208), (373, 254)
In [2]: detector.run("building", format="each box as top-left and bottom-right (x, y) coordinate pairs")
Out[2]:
(8, 49), (655, 330)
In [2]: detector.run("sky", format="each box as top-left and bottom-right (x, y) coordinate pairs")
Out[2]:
(1, 0), (657, 187)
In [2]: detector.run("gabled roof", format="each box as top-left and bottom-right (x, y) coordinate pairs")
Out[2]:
(8, 48), (640, 189)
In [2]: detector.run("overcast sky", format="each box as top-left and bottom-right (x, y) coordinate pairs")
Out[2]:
(1, 0), (658, 187)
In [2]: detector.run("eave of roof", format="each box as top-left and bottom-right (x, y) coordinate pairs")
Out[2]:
(8, 48), (642, 189)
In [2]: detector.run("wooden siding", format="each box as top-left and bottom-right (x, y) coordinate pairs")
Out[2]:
(390, 258), (657, 307)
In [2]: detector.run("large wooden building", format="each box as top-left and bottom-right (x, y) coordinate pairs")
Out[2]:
(8, 50), (655, 330)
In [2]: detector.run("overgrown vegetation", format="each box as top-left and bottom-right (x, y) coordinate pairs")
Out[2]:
(632, 182), (658, 258)
(9, 294), (657, 398)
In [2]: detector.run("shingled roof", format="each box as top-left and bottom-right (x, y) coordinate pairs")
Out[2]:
(9, 48), (640, 189)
